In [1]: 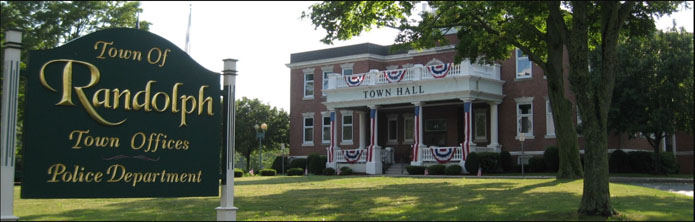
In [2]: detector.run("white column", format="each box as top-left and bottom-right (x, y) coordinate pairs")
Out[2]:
(358, 111), (367, 149)
(487, 102), (500, 150)
(366, 105), (382, 174)
(1, 29), (22, 221)
(216, 59), (238, 221)
(326, 109), (337, 169)
(410, 102), (424, 166)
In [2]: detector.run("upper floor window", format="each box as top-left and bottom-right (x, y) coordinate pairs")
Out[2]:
(342, 68), (353, 75)
(303, 68), (315, 99)
(341, 63), (354, 75)
(516, 48), (532, 79)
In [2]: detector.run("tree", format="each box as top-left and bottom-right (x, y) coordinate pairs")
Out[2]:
(234, 97), (290, 171)
(606, 28), (693, 174)
(1, 1), (150, 169)
(303, 1), (683, 216)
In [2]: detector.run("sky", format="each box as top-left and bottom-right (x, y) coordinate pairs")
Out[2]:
(140, 1), (694, 112)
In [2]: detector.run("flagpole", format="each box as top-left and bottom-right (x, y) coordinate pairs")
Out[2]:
(185, 4), (192, 54)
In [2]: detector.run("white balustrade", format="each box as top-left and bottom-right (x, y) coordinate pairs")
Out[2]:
(334, 149), (368, 163)
(420, 146), (464, 163)
(326, 61), (500, 90)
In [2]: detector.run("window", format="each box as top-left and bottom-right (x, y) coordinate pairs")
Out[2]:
(342, 68), (353, 75)
(516, 48), (532, 79)
(546, 99), (555, 138)
(341, 63), (354, 76)
(302, 113), (314, 146)
(321, 65), (333, 96)
(387, 115), (398, 144)
(514, 97), (534, 139)
(474, 109), (487, 141)
(322, 114), (331, 144)
(403, 114), (414, 144)
(304, 73), (314, 98)
(424, 119), (447, 146)
(342, 112), (353, 144)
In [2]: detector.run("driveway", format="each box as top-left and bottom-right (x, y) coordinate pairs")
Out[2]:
(621, 182), (694, 197)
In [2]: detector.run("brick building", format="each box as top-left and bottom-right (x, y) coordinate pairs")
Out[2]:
(285, 34), (693, 174)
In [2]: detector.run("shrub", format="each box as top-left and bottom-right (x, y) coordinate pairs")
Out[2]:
(426, 164), (446, 175)
(406, 166), (426, 175)
(627, 151), (654, 173)
(477, 152), (502, 173)
(339, 166), (353, 175)
(271, 156), (290, 174)
(658, 152), (679, 174)
(544, 146), (559, 172)
(307, 153), (326, 175)
(609, 150), (631, 173)
(234, 168), (244, 177)
(289, 158), (307, 170)
(260, 169), (276, 176)
(528, 156), (546, 172)
(499, 151), (513, 172)
(464, 152), (480, 174)
(445, 165), (462, 175)
(322, 167), (336, 175)
(287, 168), (304, 176)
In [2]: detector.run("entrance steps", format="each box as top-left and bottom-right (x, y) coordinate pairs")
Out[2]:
(384, 163), (409, 175)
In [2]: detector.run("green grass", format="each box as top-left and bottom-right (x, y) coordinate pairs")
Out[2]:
(13, 176), (693, 221)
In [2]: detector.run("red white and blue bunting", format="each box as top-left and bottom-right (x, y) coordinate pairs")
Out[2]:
(462, 102), (472, 161)
(343, 149), (363, 163)
(431, 147), (456, 163)
(383, 69), (406, 83)
(427, 63), (450, 79)
(328, 111), (336, 163)
(344, 74), (365, 87)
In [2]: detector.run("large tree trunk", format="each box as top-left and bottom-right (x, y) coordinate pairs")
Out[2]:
(570, 1), (632, 216)
(546, 3), (584, 179)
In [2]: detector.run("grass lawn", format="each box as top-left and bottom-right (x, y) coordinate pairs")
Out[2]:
(13, 176), (693, 221)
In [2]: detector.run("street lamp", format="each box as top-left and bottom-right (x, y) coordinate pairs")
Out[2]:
(254, 123), (268, 171)
(519, 131), (526, 177)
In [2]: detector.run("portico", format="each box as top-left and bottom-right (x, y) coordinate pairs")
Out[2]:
(323, 60), (504, 174)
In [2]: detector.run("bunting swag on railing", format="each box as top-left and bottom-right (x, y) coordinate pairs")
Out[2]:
(344, 74), (365, 87)
(431, 147), (456, 163)
(344, 149), (363, 163)
(383, 69), (406, 83)
(427, 63), (450, 78)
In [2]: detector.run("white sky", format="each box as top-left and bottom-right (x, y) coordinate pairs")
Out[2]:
(140, 1), (694, 112)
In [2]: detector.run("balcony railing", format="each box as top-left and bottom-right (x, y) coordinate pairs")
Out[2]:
(330, 147), (394, 164)
(419, 146), (464, 163)
(326, 60), (500, 90)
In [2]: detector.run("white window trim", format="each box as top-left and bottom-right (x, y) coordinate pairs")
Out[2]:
(340, 110), (353, 145)
(545, 99), (556, 138)
(303, 68), (315, 99)
(321, 112), (331, 144)
(403, 114), (414, 144)
(387, 114), (399, 145)
(302, 112), (315, 146)
(386, 65), (399, 70)
(514, 97), (534, 140)
(474, 108), (487, 142)
(515, 48), (532, 79)
(340, 63), (354, 75)
(321, 65), (333, 96)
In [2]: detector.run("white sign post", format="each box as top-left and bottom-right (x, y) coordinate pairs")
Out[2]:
(1, 29), (22, 221)
(216, 59), (239, 221)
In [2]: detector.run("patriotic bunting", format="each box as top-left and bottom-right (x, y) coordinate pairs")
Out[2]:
(427, 63), (450, 78)
(344, 74), (365, 87)
(412, 106), (420, 162)
(431, 147), (456, 163)
(462, 102), (472, 161)
(343, 149), (363, 163)
(383, 69), (406, 83)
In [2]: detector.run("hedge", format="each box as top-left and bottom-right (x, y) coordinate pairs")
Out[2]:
(339, 166), (352, 175)
(426, 164), (446, 175)
(499, 151), (513, 172)
(658, 152), (679, 174)
(271, 156), (290, 174)
(627, 151), (653, 173)
(464, 152), (479, 174)
(609, 150), (631, 173)
(544, 146), (559, 172)
(528, 156), (546, 172)
(406, 166), (426, 175)
(234, 168), (244, 177)
(478, 152), (502, 173)
(307, 153), (326, 175)
(287, 168), (304, 176)
(289, 158), (307, 170)
(260, 169), (276, 176)
(445, 165), (462, 175)
(323, 167), (336, 175)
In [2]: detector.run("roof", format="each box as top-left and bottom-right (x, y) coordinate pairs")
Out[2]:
(289, 43), (409, 63)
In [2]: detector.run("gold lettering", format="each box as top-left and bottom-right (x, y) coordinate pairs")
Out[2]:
(165, 172), (179, 182)
(107, 164), (126, 182)
(171, 83), (183, 113)
(94, 41), (113, 59)
(92, 88), (111, 108)
(112, 89), (132, 110)
(131, 132), (146, 150)
(198, 85), (214, 116)
(132, 80), (156, 111)
(152, 92), (171, 112)
(47, 163), (66, 182)
(179, 95), (196, 127)
(69, 129), (89, 149)
(147, 48), (162, 65)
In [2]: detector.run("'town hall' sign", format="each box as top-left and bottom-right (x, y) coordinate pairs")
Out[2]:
(21, 28), (221, 198)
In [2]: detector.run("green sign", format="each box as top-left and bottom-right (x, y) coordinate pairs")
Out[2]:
(21, 28), (221, 198)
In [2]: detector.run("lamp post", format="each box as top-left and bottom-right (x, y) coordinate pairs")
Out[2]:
(519, 131), (526, 177)
(254, 123), (267, 171)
